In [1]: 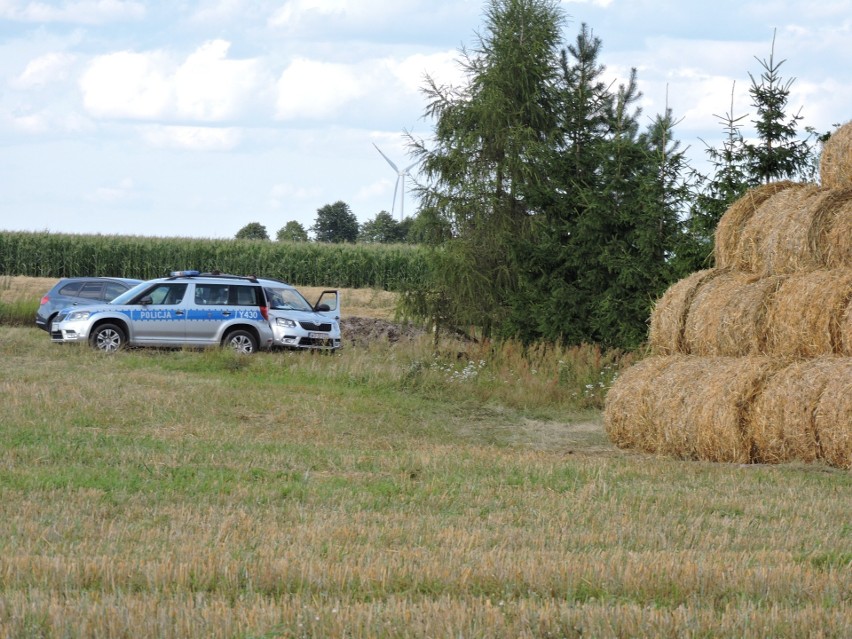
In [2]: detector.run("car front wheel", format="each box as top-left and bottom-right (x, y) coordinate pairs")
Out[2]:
(223, 329), (257, 354)
(89, 323), (126, 353)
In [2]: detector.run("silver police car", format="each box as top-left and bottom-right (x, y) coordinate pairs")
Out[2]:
(259, 278), (341, 350)
(50, 271), (274, 354)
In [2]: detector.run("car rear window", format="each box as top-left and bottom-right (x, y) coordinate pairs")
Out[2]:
(58, 282), (83, 296)
(77, 282), (105, 300)
(104, 281), (129, 300)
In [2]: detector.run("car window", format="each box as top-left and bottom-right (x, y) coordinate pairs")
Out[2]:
(58, 282), (83, 296)
(77, 282), (105, 300)
(138, 283), (187, 305)
(264, 287), (312, 311)
(195, 284), (230, 305)
(235, 285), (262, 306)
(103, 281), (129, 300)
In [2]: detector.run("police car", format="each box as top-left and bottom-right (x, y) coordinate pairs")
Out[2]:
(258, 278), (341, 350)
(50, 271), (274, 354)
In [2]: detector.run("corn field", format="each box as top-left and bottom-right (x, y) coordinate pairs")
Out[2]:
(0, 231), (430, 290)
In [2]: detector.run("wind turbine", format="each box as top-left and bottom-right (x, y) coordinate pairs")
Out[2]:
(373, 143), (419, 221)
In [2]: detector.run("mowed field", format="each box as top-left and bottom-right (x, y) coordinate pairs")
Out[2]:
(0, 278), (849, 638)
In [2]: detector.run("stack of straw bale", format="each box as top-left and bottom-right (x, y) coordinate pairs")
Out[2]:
(605, 122), (852, 469)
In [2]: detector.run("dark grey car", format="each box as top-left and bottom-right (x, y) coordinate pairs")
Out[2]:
(35, 277), (142, 332)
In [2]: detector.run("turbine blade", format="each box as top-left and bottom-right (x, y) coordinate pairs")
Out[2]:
(402, 159), (419, 174)
(391, 178), (400, 215)
(372, 143), (399, 172)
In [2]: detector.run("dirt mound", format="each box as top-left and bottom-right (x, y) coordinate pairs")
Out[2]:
(341, 316), (429, 346)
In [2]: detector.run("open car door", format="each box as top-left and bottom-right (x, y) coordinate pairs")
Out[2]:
(313, 290), (340, 320)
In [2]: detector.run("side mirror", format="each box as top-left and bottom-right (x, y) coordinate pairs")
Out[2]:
(315, 303), (331, 312)
(140, 296), (153, 306)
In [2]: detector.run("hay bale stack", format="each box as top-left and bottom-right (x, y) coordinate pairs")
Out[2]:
(814, 365), (852, 470)
(606, 126), (852, 469)
(820, 120), (852, 189)
(749, 358), (841, 464)
(647, 269), (721, 355)
(715, 181), (800, 269)
(681, 271), (783, 356)
(764, 269), (852, 358)
(605, 357), (851, 468)
(604, 356), (784, 464)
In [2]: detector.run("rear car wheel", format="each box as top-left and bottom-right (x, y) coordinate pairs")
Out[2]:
(89, 323), (126, 353)
(223, 329), (257, 354)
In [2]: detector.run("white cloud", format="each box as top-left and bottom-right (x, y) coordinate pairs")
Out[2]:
(7, 108), (93, 134)
(79, 40), (266, 123)
(13, 52), (77, 88)
(189, 0), (248, 23)
(385, 50), (463, 94)
(275, 58), (365, 120)
(87, 177), (137, 203)
(0, 0), (145, 24)
(80, 49), (172, 119)
(174, 40), (265, 121)
(268, 182), (322, 209)
(140, 124), (243, 151)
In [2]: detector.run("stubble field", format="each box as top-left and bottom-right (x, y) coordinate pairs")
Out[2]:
(0, 278), (849, 638)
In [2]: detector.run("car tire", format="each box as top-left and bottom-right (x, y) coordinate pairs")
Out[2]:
(89, 323), (126, 353)
(223, 329), (257, 354)
(46, 314), (57, 334)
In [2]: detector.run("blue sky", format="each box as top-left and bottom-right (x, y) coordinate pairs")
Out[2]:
(1, 0), (850, 239)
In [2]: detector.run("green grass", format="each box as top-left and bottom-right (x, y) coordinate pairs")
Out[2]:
(0, 327), (849, 638)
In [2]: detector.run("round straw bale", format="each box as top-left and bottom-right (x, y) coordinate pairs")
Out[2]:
(749, 358), (840, 464)
(823, 189), (852, 269)
(670, 357), (782, 463)
(682, 271), (784, 356)
(814, 361), (852, 470)
(648, 269), (724, 355)
(764, 269), (852, 358)
(604, 356), (680, 450)
(819, 120), (852, 189)
(715, 180), (800, 269)
(605, 356), (783, 463)
(844, 300), (852, 356)
(735, 184), (823, 274)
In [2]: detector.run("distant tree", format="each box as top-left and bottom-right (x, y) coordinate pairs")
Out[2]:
(311, 201), (359, 243)
(677, 32), (821, 274)
(359, 211), (406, 243)
(276, 220), (309, 242)
(235, 222), (270, 241)
(745, 30), (816, 184)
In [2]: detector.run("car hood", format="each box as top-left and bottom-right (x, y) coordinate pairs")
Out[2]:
(267, 309), (336, 322)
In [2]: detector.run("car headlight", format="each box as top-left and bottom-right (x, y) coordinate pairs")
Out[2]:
(67, 310), (92, 321)
(275, 317), (297, 328)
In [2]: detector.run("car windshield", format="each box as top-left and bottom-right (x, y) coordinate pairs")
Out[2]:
(109, 281), (152, 305)
(264, 287), (313, 311)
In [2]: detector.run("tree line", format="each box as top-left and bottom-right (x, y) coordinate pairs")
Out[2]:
(236, 204), (426, 244)
(398, 0), (826, 350)
(237, 0), (828, 351)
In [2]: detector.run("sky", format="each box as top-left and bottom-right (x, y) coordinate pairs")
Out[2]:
(1, 0), (851, 240)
